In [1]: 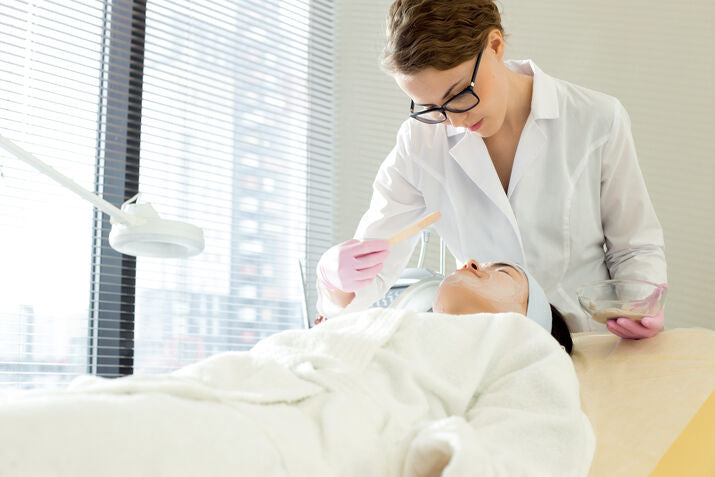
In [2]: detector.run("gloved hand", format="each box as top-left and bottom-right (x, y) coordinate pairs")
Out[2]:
(606, 283), (667, 339)
(317, 239), (390, 293)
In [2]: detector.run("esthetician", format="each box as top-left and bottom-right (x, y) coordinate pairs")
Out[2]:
(316, 0), (667, 338)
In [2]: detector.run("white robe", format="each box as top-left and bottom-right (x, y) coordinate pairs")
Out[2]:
(0, 309), (595, 476)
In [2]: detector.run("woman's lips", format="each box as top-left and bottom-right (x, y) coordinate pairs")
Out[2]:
(468, 119), (483, 132)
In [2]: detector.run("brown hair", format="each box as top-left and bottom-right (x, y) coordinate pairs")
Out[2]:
(382, 0), (504, 75)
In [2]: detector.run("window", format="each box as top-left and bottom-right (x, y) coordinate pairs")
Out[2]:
(0, 0), (333, 389)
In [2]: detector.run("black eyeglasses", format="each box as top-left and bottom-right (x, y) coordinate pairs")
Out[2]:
(409, 50), (483, 124)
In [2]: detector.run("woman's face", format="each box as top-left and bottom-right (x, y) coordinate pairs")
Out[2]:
(433, 259), (528, 315)
(393, 30), (509, 138)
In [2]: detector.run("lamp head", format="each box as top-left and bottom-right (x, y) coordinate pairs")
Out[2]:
(108, 197), (204, 258)
(0, 134), (204, 259)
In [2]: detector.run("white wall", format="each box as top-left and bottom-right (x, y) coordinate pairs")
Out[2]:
(334, 0), (715, 329)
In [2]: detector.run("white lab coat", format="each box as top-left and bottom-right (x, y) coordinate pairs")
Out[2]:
(318, 59), (666, 332)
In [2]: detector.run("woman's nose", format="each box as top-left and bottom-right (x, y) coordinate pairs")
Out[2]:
(446, 111), (470, 129)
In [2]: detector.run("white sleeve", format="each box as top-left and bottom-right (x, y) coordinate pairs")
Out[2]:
(316, 122), (427, 318)
(600, 100), (667, 284)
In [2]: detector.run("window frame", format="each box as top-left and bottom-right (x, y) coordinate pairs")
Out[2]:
(88, 0), (147, 377)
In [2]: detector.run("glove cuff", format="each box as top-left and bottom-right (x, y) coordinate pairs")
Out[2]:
(317, 265), (338, 291)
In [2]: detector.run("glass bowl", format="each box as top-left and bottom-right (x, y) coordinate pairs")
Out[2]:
(576, 279), (667, 324)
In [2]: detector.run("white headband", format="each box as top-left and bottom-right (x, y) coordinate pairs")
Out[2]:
(515, 265), (552, 333)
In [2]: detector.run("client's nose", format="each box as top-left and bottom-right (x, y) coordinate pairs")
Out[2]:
(463, 259), (480, 271)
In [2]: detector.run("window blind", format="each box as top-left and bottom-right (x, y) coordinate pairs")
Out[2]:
(0, 0), (334, 389)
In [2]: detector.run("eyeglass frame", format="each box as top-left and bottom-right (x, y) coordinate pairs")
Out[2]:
(409, 49), (484, 124)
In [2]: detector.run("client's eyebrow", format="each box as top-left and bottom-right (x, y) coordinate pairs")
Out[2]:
(490, 262), (524, 279)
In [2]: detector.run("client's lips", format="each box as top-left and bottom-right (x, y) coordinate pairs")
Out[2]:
(468, 119), (483, 132)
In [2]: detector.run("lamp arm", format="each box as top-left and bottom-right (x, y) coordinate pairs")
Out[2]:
(0, 133), (136, 226)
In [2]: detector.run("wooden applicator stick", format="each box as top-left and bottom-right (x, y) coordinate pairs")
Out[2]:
(387, 211), (442, 247)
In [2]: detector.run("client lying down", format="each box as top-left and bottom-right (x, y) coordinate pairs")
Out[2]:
(0, 260), (595, 477)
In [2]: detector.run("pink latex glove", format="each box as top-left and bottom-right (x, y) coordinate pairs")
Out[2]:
(317, 239), (390, 293)
(606, 283), (667, 339)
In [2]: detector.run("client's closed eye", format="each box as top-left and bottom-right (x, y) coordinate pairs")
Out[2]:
(489, 262), (518, 279)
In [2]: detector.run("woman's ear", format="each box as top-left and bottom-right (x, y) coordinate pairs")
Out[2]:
(486, 28), (505, 61)
(550, 305), (573, 354)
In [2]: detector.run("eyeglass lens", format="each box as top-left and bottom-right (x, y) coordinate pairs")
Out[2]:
(443, 92), (478, 112)
(412, 92), (479, 123)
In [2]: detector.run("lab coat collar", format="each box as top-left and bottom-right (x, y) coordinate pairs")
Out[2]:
(445, 59), (559, 137)
(507, 59), (559, 120)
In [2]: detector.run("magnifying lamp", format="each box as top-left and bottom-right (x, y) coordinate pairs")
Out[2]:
(0, 133), (204, 258)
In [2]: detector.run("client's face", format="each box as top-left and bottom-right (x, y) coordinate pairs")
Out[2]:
(433, 260), (528, 315)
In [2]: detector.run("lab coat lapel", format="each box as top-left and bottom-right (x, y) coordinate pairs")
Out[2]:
(507, 117), (547, 197)
(506, 59), (557, 196)
(449, 133), (526, 260)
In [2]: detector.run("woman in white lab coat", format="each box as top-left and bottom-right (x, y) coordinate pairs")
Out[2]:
(316, 0), (667, 337)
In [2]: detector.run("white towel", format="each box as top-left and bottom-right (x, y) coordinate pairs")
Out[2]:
(0, 309), (595, 476)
